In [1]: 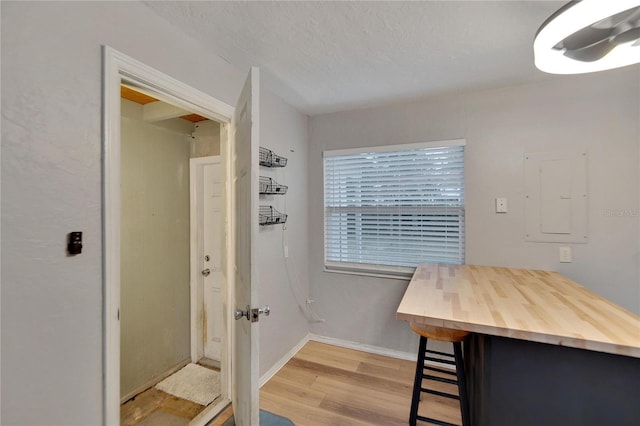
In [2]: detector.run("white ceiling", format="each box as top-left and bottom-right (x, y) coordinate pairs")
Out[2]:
(144, 0), (566, 115)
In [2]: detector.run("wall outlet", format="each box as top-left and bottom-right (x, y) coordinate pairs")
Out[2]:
(496, 197), (508, 213)
(559, 246), (572, 263)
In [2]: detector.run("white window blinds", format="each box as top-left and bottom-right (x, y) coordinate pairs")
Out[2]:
(324, 141), (465, 276)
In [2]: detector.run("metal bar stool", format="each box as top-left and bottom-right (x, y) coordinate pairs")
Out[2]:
(409, 323), (470, 426)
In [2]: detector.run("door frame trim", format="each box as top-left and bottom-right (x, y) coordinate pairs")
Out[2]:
(102, 46), (234, 425)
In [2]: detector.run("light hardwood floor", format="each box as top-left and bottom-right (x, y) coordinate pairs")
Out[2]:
(211, 340), (461, 425)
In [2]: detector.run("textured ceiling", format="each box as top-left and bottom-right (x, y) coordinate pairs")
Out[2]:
(144, 1), (565, 115)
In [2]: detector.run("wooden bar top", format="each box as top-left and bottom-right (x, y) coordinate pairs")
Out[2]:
(397, 263), (640, 358)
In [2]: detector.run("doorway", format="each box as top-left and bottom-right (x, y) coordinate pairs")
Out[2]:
(103, 47), (235, 426)
(118, 87), (228, 425)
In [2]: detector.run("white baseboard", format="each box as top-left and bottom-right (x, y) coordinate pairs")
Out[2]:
(309, 334), (417, 361)
(259, 333), (311, 387)
(309, 334), (456, 371)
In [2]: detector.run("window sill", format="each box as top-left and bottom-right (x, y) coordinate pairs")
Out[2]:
(323, 265), (415, 281)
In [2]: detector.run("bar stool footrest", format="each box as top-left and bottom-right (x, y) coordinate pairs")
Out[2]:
(425, 356), (457, 365)
(423, 365), (458, 376)
(421, 388), (460, 400)
(425, 349), (455, 358)
(423, 374), (459, 385)
(415, 414), (458, 426)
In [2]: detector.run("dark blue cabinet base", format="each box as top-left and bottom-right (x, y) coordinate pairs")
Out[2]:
(464, 334), (640, 426)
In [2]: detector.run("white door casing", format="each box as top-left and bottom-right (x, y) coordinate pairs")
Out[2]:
(231, 67), (260, 426)
(103, 46), (239, 426)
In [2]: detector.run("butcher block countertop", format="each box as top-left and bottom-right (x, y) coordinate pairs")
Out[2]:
(397, 263), (640, 358)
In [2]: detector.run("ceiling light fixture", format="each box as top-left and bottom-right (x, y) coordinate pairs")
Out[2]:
(534, 0), (640, 74)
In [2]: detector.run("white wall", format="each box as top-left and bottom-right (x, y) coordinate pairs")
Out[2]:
(257, 89), (310, 377)
(308, 67), (640, 355)
(0, 2), (309, 424)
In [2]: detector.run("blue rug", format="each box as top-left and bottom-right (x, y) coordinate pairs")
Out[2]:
(222, 409), (294, 425)
(260, 410), (295, 425)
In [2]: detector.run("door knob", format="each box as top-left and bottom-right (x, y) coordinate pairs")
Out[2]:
(235, 305), (250, 321)
(235, 305), (271, 322)
(201, 268), (211, 277)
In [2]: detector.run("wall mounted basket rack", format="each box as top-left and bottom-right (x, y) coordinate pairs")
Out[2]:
(259, 176), (288, 195)
(259, 147), (288, 167)
(259, 205), (288, 226)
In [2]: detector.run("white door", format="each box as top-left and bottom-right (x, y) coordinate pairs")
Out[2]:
(203, 160), (223, 361)
(232, 67), (260, 425)
(190, 156), (224, 364)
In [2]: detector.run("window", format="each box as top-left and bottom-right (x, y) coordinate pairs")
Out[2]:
(323, 140), (465, 277)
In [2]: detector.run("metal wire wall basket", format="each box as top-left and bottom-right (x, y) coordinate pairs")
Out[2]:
(259, 206), (287, 226)
(259, 147), (288, 167)
(259, 176), (288, 195)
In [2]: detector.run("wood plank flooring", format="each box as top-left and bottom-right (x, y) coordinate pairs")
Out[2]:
(120, 387), (206, 426)
(210, 340), (461, 425)
(121, 360), (220, 425)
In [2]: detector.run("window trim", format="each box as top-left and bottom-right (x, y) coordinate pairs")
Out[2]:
(323, 139), (466, 277)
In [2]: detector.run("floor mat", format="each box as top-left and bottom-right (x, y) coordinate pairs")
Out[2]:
(155, 363), (220, 406)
